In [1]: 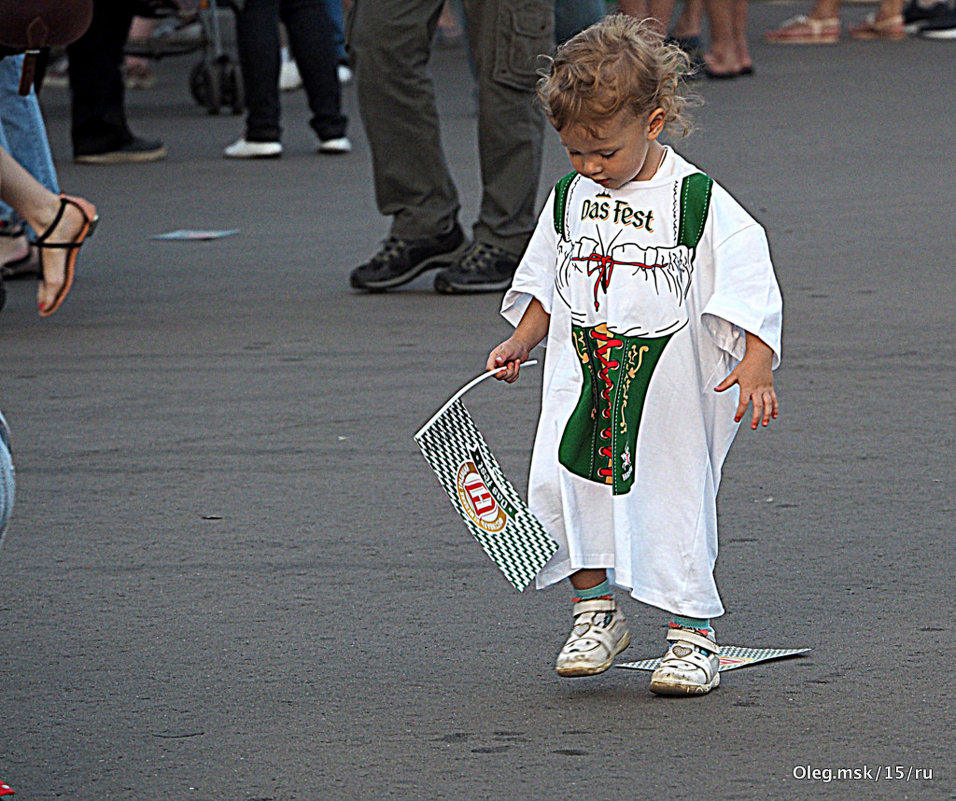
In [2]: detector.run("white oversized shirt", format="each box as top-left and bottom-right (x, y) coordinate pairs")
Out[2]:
(501, 148), (782, 618)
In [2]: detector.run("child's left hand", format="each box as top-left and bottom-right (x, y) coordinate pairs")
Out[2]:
(714, 333), (778, 429)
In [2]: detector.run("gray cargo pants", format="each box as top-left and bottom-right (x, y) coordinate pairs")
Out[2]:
(348, 0), (553, 256)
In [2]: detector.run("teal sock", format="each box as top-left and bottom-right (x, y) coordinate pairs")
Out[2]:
(671, 615), (712, 632)
(572, 579), (611, 601)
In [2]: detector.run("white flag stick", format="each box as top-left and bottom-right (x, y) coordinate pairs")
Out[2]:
(415, 360), (538, 438)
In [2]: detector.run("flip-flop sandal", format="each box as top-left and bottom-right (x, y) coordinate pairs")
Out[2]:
(848, 13), (906, 39)
(35, 194), (99, 318)
(765, 15), (841, 44)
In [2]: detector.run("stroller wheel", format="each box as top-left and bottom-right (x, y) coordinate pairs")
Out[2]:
(190, 60), (221, 115)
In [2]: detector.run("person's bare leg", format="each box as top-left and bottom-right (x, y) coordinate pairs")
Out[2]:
(648, 0), (678, 34)
(806, 0), (841, 20)
(671, 0), (703, 38)
(617, 0), (648, 19)
(733, 0), (752, 72)
(703, 0), (739, 74)
(874, 0), (904, 22)
(569, 569), (608, 590)
(0, 147), (91, 312)
(124, 17), (157, 88)
(618, 0), (677, 36)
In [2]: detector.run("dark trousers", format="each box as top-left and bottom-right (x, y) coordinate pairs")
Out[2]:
(68, 0), (135, 156)
(234, 0), (346, 142)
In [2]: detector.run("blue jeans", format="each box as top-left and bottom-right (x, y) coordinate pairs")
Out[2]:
(323, 0), (347, 63)
(0, 54), (60, 235)
(0, 411), (14, 540)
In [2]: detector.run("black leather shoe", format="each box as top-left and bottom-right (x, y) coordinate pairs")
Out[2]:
(350, 224), (464, 291)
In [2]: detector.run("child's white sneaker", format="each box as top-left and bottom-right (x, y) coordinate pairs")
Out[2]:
(555, 598), (630, 677)
(649, 626), (720, 696)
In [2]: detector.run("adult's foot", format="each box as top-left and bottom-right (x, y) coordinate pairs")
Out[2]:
(765, 15), (841, 44)
(350, 224), (465, 291)
(433, 240), (519, 294)
(848, 12), (906, 39)
(31, 195), (98, 316)
(702, 51), (740, 79)
(74, 136), (167, 165)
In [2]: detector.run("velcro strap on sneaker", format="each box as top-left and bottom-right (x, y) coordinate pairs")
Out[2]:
(572, 598), (616, 616)
(666, 627), (720, 654)
(579, 622), (624, 655)
(661, 645), (717, 677)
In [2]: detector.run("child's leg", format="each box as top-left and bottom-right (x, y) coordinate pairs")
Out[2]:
(569, 568), (608, 591)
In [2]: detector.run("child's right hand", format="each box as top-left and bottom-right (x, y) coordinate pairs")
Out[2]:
(487, 337), (530, 383)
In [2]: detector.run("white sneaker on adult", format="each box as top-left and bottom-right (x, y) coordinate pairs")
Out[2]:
(318, 137), (352, 154)
(224, 139), (283, 159)
(649, 626), (720, 696)
(280, 60), (302, 91)
(555, 598), (630, 677)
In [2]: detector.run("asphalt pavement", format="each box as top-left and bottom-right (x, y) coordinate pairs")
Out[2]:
(1, 3), (954, 798)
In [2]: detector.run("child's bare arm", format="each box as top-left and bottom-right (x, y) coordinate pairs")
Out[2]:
(486, 298), (551, 383)
(714, 332), (778, 429)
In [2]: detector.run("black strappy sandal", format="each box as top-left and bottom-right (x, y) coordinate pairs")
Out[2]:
(35, 194), (99, 317)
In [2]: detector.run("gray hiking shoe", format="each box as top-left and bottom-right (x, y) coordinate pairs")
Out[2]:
(350, 224), (464, 292)
(433, 240), (519, 294)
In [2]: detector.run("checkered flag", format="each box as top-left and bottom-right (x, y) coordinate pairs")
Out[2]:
(414, 363), (557, 591)
(617, 646), (811, 673)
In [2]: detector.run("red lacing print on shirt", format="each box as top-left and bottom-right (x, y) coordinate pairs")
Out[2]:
(572, 251), (657, 311)
(589, 327), (623, 480)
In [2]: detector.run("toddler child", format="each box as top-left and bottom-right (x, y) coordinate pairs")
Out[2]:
(486, 14), (782, 695)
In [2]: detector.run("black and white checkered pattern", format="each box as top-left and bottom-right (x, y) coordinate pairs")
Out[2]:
(415, 397), (558, 591)
(617, 645), (811, 673)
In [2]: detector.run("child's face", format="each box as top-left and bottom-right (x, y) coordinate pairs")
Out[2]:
(558, 108), (665, 190)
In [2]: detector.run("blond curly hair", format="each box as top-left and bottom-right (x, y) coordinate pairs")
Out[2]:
(537, 14), (695, 137)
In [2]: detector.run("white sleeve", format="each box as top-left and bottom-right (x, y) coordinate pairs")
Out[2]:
(500, 190), (558, 329)
(699, 185), (783, 369)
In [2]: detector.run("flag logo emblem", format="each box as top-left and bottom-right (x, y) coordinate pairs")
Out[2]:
(456, 460), (507, 533)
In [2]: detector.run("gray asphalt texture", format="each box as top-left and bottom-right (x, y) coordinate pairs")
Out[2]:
(1, 3), (954, 798)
